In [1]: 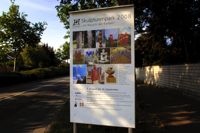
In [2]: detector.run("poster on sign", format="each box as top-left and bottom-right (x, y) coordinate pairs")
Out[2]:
(70, 5), (135, 128)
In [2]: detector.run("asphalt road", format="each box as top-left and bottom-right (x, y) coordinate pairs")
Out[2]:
(0, 76), (70, 133)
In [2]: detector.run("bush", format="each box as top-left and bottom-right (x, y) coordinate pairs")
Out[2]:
(0, 67), (69, 88)
(19, 66), (34, 71)
(59, 64), (66, 68)
(0, 71), (27, 87)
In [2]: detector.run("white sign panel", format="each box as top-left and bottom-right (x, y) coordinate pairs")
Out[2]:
(70, 5), (135, 128)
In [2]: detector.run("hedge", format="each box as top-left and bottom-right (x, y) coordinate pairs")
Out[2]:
(0, 66), (69, 87)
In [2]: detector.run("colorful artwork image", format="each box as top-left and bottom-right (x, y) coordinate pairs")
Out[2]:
(84, 48), (99, 65)
(96, 30), (105, 48)
(83, 30), (96, 48)
(73, 49), (84, 64)
(86, 65), (105, 84)
(111, 47), (131, 64)
(73, 31), (84, 49)
(98, 48), (110, 64)
(118, 27), (131, 47)
(73, 65), (86, 84)
(105, 28), (119, 47)
(104, 64), (118, 84)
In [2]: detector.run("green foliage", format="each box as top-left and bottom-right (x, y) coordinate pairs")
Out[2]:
(59, 63), (67, 68)
(0, 71), (27, 87)
(21, 44), (48, 68)
(56, 41), (70, 62)
(56, 0), (200, 65)
(133, 0), (200, 64)
(0, 3), (47, 70)
(41, 43), (58, 67)
(0, 67), (69, 87)
(1, 54), (23, 67)
(142, 0), (200, 62)
(55, 0), (118, 39)
(135, 33), (169, 67)
(1, 60), (14, 67)
(21, 43), (60, 68)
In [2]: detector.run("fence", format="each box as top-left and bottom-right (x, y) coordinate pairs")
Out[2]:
(0, 66), (19, 72)
(135, 63), (200, 101)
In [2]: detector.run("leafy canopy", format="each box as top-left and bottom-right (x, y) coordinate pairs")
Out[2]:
(56, 41), (70, 61)
(56, 0), (200, 65)
(0, 3), (47, 70)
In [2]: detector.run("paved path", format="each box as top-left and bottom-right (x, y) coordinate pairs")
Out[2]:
(0, 76), (69, 133)
(136, 81), (200, 133)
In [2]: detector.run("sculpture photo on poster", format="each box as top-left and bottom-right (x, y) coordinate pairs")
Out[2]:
(70, 5), (135, 128)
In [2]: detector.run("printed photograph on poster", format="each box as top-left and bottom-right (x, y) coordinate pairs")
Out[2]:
(118, 27), (131, 47)
(73, 49), (84, 64)
(105, 28), (119, 47)
(73, 65), (86, 84)
(104, 64), (118, 84)
(86, 65), (105, 84)
(83, 30), (96, 48)
(96, 29), (105, 48)
(111, 47), (131, 64)
(98, 48), (110, 64)
(73, 31), (84, 49)
(84, 48), (99, 65)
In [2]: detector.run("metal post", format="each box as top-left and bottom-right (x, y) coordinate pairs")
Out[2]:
(73, 123), (77, 133)
(128, 128), (133, 133)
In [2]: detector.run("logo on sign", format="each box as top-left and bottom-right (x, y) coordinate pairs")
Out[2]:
(75, 98), (81, 100)
(79, 103), (84, 107)
(74, 101), (77, 107)
(73, 19), (80, 26)
(75, 92), (81, 94)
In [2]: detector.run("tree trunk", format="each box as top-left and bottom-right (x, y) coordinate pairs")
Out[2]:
(182, 34), (189, 62)
(14, 56), (16, 71)
(13, 48), (17, 72)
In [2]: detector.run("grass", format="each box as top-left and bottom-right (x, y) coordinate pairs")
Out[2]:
(47, 99), (170, 133)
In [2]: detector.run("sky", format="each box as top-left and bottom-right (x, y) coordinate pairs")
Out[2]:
(0, 0), (68, 50)
(105, 29), (119, 40)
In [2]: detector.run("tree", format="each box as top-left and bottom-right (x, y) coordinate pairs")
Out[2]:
(41, 43), (58, 67)
(57, 0), (200, 64)
(0, 3), (47, 71)
(21, 43), (59, 68)
(21, 44), (47, 68)
(135, 33), (169, 67)
(141, 0), (200, 62)
(56, 0), (118, 39)
(55, 41), (70, 63)
(0, 45), (9, 61)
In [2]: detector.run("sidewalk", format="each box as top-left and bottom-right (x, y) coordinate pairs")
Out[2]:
(136, 81), (200, 133)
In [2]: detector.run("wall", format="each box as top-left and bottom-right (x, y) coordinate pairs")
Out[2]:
(136, 63), (200, 101)
(0, 66), (6, 72)
(0, 66), (19, 72)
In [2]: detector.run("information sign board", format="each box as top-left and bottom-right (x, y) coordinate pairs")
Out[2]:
(70, 5), (135, 128)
